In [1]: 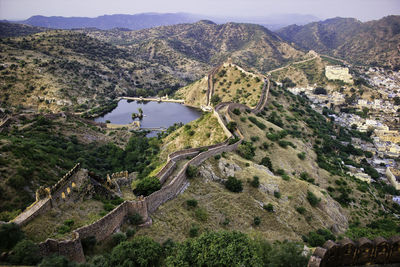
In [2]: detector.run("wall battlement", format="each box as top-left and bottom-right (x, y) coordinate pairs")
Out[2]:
(308, 236), (400, 267)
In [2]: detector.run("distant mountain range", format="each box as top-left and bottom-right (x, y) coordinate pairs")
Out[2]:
(8, 13), (319, 31)
(277, 16), (400, 69)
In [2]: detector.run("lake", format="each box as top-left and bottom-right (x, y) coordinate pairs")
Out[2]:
(94, 99), (201, 134)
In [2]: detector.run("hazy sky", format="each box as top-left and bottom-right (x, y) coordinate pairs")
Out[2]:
(0, 0), (399, 21)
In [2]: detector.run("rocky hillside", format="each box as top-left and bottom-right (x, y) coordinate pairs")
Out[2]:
(277, 16), (400, 69)
(136, 64), (398, 244)
(0, 22), (47, 38)
(0, 30), (185, 113)
(84, 20), (306, 73)
(1, 21), (305, 113)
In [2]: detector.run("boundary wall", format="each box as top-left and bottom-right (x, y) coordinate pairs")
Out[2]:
(308, 237), (400, 266)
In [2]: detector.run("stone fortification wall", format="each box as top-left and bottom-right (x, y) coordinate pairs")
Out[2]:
(76, 200), (147, 241)
(50, 163), (80, 195)
(38, 199), (148, 263)
(38, 232), (85, 263)
(325, 65), (353, 84)
(308, 236), (400, 267)
(146, 137), (241, 213)
(12, 164), (81, 226)
(12, 198), (52, 226)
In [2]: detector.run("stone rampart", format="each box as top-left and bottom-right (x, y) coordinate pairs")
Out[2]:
(38, 232), (85, 263)
(76, 200), (147, 241)
(12, 164), (81, 226)
(38, 199), (148, 263)
(12, 198), (52, 226)
(307, 236), (400, 267)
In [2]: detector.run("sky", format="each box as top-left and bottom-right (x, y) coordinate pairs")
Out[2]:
(0, 0), (399, 21)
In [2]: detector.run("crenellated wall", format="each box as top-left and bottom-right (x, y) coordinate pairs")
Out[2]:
(12, 163), (81, 226)
(37, 199), (148, 263)
(308, 236), (400, 267)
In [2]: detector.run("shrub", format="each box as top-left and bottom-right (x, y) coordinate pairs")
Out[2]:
(226, 121), (237, 132)
(186, 199), (198, 208)
(250, 176), (260, 188)
(276, 169), (285, 176)
(128, 213), (143, 225)
(189, 225), (200, 237)
(307, 191), (321, 207)
(248, 116), (266, 130)
(126, 228), (136, 238)
(211, 95), (221, 105)
(214, 154), (221, 160)
(260, 156), (273, 172)
(194, 208), (208, 222)
(63, 219), (74, 227)
(110, 237), (162, 267)
(225, 176), (243, 193)
(186, 165), (198, 178)
(38, 255), (73, 267)
(103, 203), (115, 212)
(254, 216), (261, 226)
(297, 152), (306, 160)
(9, 239), (41, 265)
(232, 108), (241, 115)
(57, 225), (71, 234)
(112, 232), (127, 246)
(263, 203), (274, 212)
(250, 136), (260, 142)
(296, 206), (306, 214)
(134, 177), (161, 197)
(0, 223), (24, 252)
(237, 142), (255, 160)
(274, 191), (281, 199)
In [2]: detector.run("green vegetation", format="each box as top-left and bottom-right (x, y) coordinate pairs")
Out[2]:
(302, 229), (335, 247)
(237, 141), (256, 160)
(307, 191), (320, 207)
(134, 177), (161, 197)
(248, 116), (266, 130)
(225, 176), (243, 193)
(263, 203), (274, 212)
(346, 218), (400, 240)
(250, 176), (260, 188)
(186, 165), (199, 178)
(186, 199), (198, 208)
(0, 116), (161, 214)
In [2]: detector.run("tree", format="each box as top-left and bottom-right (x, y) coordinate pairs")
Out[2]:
(250, 176), (260, 188)
(110, 237), (163, 267)
(39, 255), (76, 267)
(0, 223), (24, 252)
(210, 94), (221, 106)
(134, 177), (161, 197)
(166, 231), (262, 266)
(9, 239), (42, 265)
(307, 191), (321, 207)
(225, 176), (243, 193)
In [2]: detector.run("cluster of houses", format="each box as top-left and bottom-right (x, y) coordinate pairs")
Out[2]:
(286, 66), (400, 194)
